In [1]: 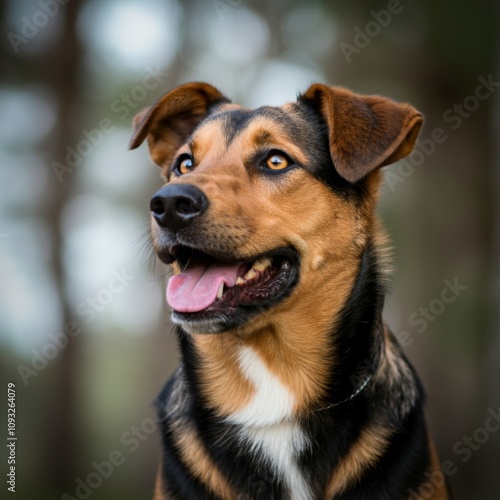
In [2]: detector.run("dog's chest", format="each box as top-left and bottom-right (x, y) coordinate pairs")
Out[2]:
(227, 346), (313, 500)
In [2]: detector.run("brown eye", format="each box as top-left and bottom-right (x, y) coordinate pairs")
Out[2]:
(265, 153), (290, 170)
(177, 157), (193, 175)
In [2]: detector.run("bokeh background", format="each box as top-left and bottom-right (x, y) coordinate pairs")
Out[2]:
(1, 0), (499, 498)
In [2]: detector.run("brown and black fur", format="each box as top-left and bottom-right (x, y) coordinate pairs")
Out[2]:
(129, 82), (450, 499)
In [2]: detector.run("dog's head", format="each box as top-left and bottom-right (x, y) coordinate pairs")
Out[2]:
(130, 82), (422, 335)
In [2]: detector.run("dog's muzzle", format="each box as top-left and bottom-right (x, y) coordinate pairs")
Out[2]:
(149, 183), (300, 333)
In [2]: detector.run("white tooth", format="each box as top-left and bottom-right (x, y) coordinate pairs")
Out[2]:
(236, 277), (245, 286)
(244, 268), (257, 280)
(217, 282), (224, 299)
(253, 257), (272, 272)
(252, 259), (265, 272)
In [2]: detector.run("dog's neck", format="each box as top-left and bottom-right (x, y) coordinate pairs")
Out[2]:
(177, 238), (387, 424)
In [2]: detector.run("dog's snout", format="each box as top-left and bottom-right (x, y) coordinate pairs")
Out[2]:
(150, 184), (208, 231)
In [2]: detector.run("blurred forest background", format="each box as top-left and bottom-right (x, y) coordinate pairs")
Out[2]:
(0, 0), (499, 498)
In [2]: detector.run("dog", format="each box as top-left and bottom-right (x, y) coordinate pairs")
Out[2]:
(129, 82), (450, 500)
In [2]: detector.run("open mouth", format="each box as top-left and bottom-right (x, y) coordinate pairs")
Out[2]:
(165, 245), (300, 332)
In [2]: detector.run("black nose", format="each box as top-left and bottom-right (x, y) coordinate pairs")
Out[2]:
(149, 184), (208, 232)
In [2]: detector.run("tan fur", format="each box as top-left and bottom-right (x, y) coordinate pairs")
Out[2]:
(175, 425), (236, 499)
(427, 438), (450, 500)
(324, 425), (393, 498)
(192, 334), (257, 414)
(153, 462), (168, 500)
(378, 326), (417, 393)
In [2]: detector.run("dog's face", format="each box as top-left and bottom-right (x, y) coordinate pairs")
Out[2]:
(130, 83), (422, 335)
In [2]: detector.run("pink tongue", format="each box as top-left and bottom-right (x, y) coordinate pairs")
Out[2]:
(167, 259), (240, 312)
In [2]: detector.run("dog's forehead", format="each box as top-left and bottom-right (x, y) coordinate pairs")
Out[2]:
(196, 102), (306, 147)
(183, 100), (357, 196)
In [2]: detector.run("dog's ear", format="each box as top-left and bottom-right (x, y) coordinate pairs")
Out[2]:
(299, 84), (423, 183)
(129, 82), (229, 167)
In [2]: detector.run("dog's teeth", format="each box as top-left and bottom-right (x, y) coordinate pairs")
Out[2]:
(252, 257), (272, 272)
(236, 277), (245, 286)
(244, 269), (257, 280)
(252, 259), (265, 272)
(217, 282), (224, 299)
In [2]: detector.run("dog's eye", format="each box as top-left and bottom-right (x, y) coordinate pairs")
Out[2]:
(265, 153), (290, 171)
(175, 156), (194, 175)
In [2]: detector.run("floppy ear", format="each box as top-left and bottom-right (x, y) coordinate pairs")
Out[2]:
(129, 82), (230, 167)
(299, 84), (423, 183)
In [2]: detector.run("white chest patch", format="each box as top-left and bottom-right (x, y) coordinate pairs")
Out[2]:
(230, 345), (295, 426)
(228, 346), (312, 500)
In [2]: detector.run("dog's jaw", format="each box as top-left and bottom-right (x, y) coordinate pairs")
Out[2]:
(167, 246), (301, 334)
(171, 311), (234, 334)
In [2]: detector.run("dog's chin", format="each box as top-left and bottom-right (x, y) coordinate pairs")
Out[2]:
(171, 310), (246, 334)
(166, 246), (300, 335)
